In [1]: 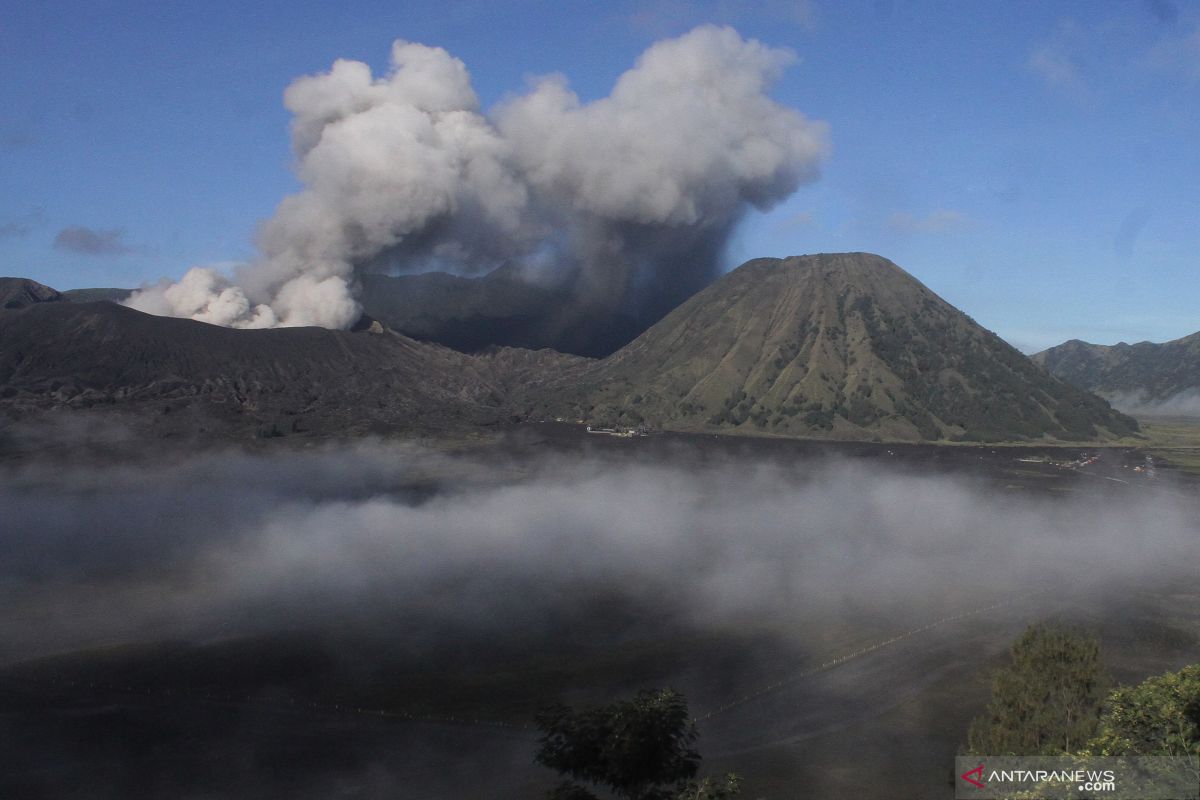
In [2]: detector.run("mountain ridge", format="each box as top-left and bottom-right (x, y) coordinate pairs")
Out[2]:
(0, 254), (1138, 445)
(1033, 332), (1200, 414)
(0, 300), (562, 441)
(0, 277), (62, 309)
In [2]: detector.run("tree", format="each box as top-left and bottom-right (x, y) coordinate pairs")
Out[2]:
(535, 688), (740, 800)
(1089, 663), (1200, 757)
(967, 623), (1109, 755)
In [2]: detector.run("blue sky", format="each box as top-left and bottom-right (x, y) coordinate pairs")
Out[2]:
(1, 0), (1197, 351)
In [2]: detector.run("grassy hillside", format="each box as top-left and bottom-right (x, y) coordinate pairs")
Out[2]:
(2, 256), (1140, 445)
(528, 253), (1137, 442)
(1034, 333), (1200, 413)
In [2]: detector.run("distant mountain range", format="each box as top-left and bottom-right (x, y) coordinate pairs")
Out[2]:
(0, 254), (1138, 444)
(0, 278), (131, 308)
(60, 286), (132, 304)
(1033, 333), (1200, 415)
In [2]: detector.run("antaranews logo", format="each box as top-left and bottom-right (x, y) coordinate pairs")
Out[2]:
(960, 762), (985, 789)
(954, 755), (1199, 800)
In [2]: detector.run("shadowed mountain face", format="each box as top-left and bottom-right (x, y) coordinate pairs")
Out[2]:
(0, 254), (1138, 445)
(528, 254), (1138, 441)
(0, 278), (62, 309)
(0, 300), (585, 444)
(1033, 334), (1200, 415)
(358, 265), (653, 358)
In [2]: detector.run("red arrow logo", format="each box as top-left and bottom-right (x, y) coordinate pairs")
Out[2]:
(961, 762), (985, 789)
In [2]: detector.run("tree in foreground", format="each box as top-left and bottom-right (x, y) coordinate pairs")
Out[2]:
(535, 688), (740, 800)
(967, 623), (1109, 755)
(1089, 663), (1200, 757)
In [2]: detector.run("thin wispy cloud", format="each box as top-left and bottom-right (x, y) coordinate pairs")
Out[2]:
(887, 208), (972, 234)
(0, 209), (43, 241)
(1027, 44), (1092, 99)
(0, 221), (32, 240)
(1024, 15), (1102, 107)
(1113, 207), (1151, 262)
(1148, 24), (1200, 79)
(0, 221), (30, 241)
(776, 209), (816, 231)
(1142, 0), (1179, 25)
(628, 0), (816, 36)
(0, 119), (35, 150)
(54, 225), (136, 256)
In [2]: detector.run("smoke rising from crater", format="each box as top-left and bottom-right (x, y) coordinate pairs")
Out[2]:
(125, 25), (829, 333)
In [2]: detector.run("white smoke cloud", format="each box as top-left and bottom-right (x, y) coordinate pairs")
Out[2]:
(126, 266), (278, 328)
(125, 25), (829, 330)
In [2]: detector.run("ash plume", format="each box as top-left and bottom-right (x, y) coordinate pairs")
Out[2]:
(125, 26), (829, 335)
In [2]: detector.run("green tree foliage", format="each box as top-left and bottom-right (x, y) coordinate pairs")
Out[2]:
(967, 624), (1109, 755)
(1089, 664), (1200, 757)
(673, 774), (742, 800)
(535, 688), (740, 800)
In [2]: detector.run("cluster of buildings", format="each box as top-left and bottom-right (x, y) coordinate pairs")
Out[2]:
(585, 425), (648, 438)
(1132, 455), (1157, 477)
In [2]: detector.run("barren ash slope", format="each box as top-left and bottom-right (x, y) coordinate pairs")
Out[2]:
(0, 299), (585, 442)
(530, 253), (1138, 442)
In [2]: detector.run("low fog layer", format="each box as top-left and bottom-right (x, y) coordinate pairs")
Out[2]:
(125, 25), (829, 333)
(2, 441), (1196, 666)
(1107, 387), (1200, 417)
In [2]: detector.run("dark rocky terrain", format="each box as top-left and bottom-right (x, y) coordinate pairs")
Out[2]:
(0, 300), (583, 446)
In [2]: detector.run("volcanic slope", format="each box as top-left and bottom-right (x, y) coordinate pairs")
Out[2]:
(530, 253), (1138, 442)
(0, 300), (583, 441)
(1033, 334), (1200, 414)
(62, 270), (643, 359)
(0, 277), (62, 309)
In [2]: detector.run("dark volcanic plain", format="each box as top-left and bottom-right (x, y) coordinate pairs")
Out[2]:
(1, 425), (1199, 799)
